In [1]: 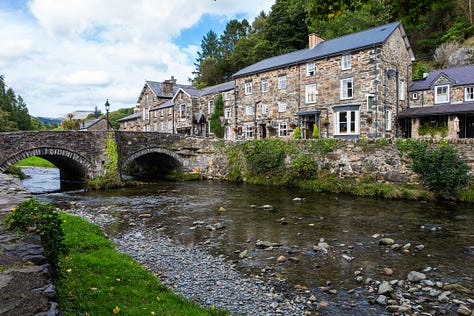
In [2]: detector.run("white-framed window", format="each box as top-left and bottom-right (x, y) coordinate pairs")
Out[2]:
(261, 104), (269, 116)
(261, 78), (268, 92)
(168, 107), (172, 115)
(224, 92), (231, 101)
(306, 62), (315, 76)
(154, 110), (157, 118)
(341, 54), (351, 70)
(366, 94), (374, 112)
(145, 124), (150, 132)
(279, 122), (289, 137)
(145, 93), (150, 106)
(340, 78), (353, 99)
(399, 78), (405, 101)
(154, 122), (158, 131)
(278, 75), (286, 90)
(179, 104), (186, 120)
(305, 84), (317, 103)
(160, 122), (164, 131)
(412, 92), (418, 100)
(208, 100), (214, 114)
(465, 86), (474, 101)
(244, 125), (254, 139)
(334, 107), (359, 135)
(144, 107), (150, 120)
(435, 85), (449, 104)
(167, 121), (172, 130)
(385, 110), (392, 131)
(278, 102), (287, 113)
(224, 108), (231, 119)
(245, 105), (253, 116)
(160, 109), (164, 116)
(245, 82), (252, 95)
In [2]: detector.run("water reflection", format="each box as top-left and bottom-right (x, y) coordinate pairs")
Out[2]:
(24, 168), (474, 292)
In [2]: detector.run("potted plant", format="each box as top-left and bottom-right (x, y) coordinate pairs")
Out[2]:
(322, 119), (330, 127)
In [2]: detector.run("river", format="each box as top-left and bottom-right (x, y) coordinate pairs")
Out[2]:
(22, 166), (474, 314)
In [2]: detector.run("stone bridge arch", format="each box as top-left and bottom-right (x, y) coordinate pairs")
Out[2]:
(0, 147), (94, 180)
(121, 147), (185, 179)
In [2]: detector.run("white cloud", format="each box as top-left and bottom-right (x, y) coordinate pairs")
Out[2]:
(1, 0), (274, 117)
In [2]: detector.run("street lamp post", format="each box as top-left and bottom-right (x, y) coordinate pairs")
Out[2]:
(105, 99), (110, 131)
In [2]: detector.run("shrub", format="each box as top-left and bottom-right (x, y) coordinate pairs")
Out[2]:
(5, 165), (28, 180)
(293, 126), (301, 139)
(239, 139), (287, 176)
(410, 143), (469, 197)
(288, 153), (317, 180)
(4, 199), (65, 279)
(312, 124), (319, 138)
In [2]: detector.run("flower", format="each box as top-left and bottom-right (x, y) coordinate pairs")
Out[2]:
(113, 306), (120, 314)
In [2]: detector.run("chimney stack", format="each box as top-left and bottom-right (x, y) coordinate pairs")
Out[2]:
(308, 33), (324, 48)
(162, 76), (177, 95)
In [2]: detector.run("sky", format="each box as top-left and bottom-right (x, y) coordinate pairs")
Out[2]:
(0, 0), (274, 118)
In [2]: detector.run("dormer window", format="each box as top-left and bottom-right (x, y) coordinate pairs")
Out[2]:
(465, 86), (474, 102)
(435, 85), (449, 104)
(341, 54), (351, 70)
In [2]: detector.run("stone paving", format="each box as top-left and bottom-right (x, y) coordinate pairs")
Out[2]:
(0, 173), (58, 316)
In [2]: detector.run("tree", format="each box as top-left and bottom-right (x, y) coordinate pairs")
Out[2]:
(193, 31), (223, 87)
(209, 94), (225, 138)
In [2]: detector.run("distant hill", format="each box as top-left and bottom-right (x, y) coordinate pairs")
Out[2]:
(37, 117), (63, 125)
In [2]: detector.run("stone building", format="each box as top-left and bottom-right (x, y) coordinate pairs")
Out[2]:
(399, 65), (474, 139)
(232, 21), (414, 140)
(117, 76), (194, 132)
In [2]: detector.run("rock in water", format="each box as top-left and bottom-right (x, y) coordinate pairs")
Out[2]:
(407, 271), (426, 282)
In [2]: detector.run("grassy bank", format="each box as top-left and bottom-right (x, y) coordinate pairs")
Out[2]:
(14, 156), (56, 168)
(57, 213), (226, 315)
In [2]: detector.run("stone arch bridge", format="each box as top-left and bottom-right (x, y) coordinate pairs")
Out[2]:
(0, 131), (216, 184)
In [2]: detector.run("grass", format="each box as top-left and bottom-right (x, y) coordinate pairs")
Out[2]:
(14, 156), (56, 168)
(57, 213), (227, 316)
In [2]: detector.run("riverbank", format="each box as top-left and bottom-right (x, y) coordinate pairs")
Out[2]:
(0, 173), (59, 315)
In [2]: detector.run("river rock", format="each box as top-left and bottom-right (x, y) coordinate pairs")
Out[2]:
(277, 255), (286, 263)
(218, 206), (226, 212)
(342, 254), (354, 262)
(239, 249), (249, 259)
(407, 271), (426, 282)
(382, 267), (394, 275)
(376, 294), (388, 305)
(313, 240), (330, 253)
(379, 238), (394, 245)
(262, 205), (274, 211)
(256, 240), (281, 248)
(378, 281), (392, 294)
(457, 305), (472, 316)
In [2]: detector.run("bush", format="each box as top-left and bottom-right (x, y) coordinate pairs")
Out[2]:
(312, 124), (319, 138)
(239, 139), (287, 176)
(288, 153), (317, 180)
(293, 126), (301, 139)
(4, 199), (66, 279)
(410, 143), (469, 197)
(5, 165), (28, 180)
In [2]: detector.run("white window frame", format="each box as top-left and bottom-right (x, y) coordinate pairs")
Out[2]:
(340, 78), (353, 100)
(261, 104), (269, 116)
(167, 121), (172, 130)
(279, 122), (289, 137)
(179, 104), (186, 120)
(245, 82), (252, 95)
(334, 108), (359, 135)
(278, 102), (287, 113)
(435, 85), (449, 104)
(278, 75), (286, 90)
(305, 84), (317, 104)
(245, 105), (253, 116)
(145, 107), (150, 120)
(385, 110), (392, 131)
(306, 62), (315, 76)
(154, 122), (158, 132)
(224, 108), (231, 119)
(399, 78), (405, 101)
(412, 92), (418, 100)
(160, 121), (164, 131)
(465, 86), (474, 101)
(244, 125), (254, 139)
(224, 92), (231, 101)
(341, 54), (351, 70)
(261, 78), (268, 93)
(208, 100), (214, 114)
(168, 107), (172, 115)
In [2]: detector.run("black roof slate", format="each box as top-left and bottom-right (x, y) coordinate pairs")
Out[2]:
(409, 65), (474, 91)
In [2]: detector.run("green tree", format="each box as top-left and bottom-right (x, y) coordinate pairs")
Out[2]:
(193, 30), (223, 87)
(210, 94), (225, 138)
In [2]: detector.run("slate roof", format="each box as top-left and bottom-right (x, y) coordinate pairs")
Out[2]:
(399, 103), (474, 118)
(200, 81), (235, 96)
(233, 22), (408, 78)
(409, 65), (474, 91)
(116, 112), (141, 122)
(79, 118), (101, 129)
(138, 80), (195, 102)
(152, 100), (174, 111)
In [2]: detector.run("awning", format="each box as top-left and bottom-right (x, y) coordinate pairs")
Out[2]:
(399, 103), (474, 118)
(297, 109), (321, 116)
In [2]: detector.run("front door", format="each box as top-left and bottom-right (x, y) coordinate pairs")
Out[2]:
(259, 124), (267, 139)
